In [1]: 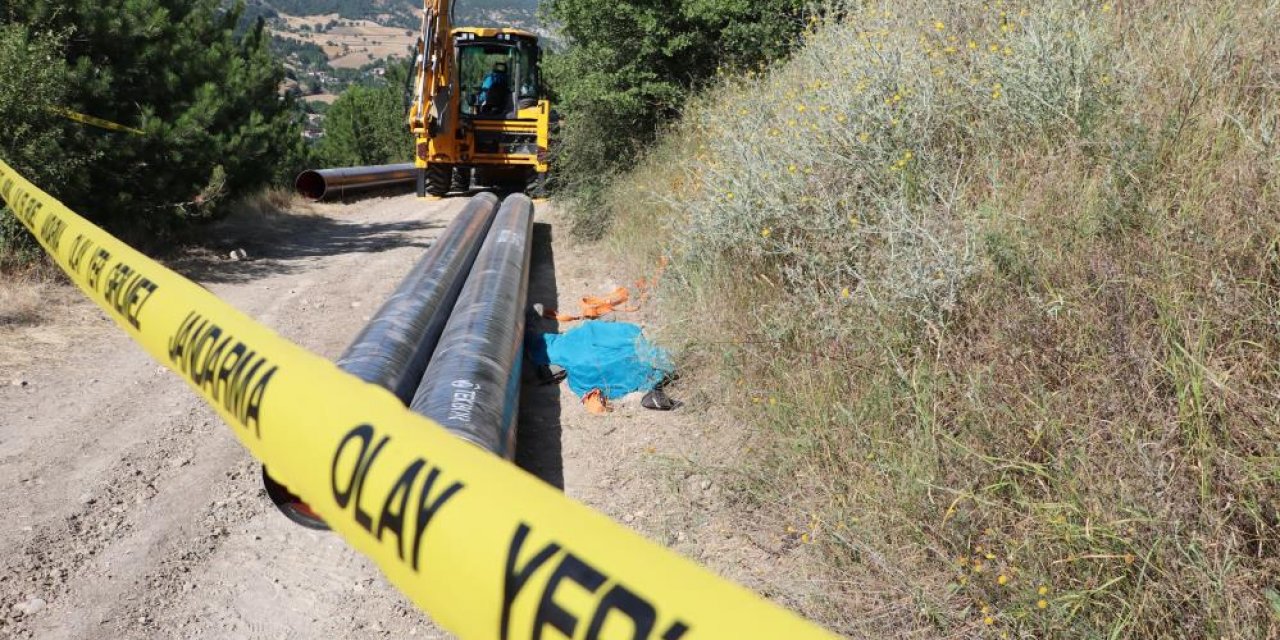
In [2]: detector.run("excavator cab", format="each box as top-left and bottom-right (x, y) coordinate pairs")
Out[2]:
(459, 35), (542, 119)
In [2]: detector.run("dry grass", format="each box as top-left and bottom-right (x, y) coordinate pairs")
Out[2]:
(0, 265), (100, 374)
(218, 186), (314, 229)
(599, 0), (1280, 637)
(0, 273), (47, 328)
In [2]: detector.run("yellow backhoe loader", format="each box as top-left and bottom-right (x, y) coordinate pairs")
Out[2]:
(408, 1), (551, 197)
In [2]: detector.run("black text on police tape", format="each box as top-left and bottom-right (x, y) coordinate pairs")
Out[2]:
(503, 523), (691, 640)
(65, 234), (159, 331)
(168, 311), (277, 437)
(331, 424), (465, 572)
(0, 172), (44, 228)
(38, 211), (67, 253)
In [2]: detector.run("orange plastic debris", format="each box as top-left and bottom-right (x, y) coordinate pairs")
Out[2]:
(544, 287), (636, 322)
(583, 389), (611, 415)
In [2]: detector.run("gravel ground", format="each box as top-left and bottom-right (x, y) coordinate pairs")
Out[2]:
(0, 193), (815, 639)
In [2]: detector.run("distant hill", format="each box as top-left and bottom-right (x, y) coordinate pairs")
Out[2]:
(247, 0), (539, 31)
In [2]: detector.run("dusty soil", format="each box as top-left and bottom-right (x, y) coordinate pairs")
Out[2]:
(0, 193), (820, 638)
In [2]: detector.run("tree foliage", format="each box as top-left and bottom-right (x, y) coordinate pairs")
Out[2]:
(0, 24), (86, 262)
(543, 0), (807, 233)
(0, 0), (304, 250)
(311, 63), (412, 167)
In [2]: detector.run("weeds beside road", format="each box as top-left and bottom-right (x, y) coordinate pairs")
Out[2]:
(593, 1), (1280, 636)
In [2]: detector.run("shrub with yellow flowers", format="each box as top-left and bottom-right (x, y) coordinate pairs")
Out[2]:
(597, 0), (1280, 637)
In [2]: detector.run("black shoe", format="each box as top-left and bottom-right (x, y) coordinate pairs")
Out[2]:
(642, 387), (678, 411)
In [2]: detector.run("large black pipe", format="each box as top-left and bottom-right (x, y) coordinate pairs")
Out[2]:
(264, 193), (501, 529)
(409, 194), (535, 459)
(336, 192), (501, 402)
(295, 163), (419, 201)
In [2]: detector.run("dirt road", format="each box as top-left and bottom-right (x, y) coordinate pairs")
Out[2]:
(0, 193), (817, 638)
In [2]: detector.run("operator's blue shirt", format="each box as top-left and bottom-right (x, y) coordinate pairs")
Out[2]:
(479, 70), (510, 107)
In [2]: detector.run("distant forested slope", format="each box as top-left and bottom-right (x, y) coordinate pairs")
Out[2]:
(245, 0), (539, 30)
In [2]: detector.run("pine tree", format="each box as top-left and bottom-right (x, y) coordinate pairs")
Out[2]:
(1, 0), (304, 242)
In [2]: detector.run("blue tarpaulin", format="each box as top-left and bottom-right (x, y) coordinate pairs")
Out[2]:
(527, 321), (672, 399)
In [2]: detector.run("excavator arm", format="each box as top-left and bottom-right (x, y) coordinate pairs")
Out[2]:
(408, 0), (454, 139)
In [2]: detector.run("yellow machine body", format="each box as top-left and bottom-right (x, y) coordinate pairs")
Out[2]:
(409, 13), (550, 195)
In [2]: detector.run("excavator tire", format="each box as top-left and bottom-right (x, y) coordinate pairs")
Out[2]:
(525, 170), (547, 198)
(425, 164), (452, 197)
(451, 167), (472, 193)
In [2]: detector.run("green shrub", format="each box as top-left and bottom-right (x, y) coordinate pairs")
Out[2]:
(0, 24), (82, 266)
(543, 0), (808, 238)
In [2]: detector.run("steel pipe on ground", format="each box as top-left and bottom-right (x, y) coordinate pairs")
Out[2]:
(295, 163), (419, 201)
(409, 194), (535, 459)
(337, 193), (501, 402)
(264, 193), (501, 529)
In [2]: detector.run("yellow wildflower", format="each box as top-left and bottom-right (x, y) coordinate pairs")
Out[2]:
(997, 574), (1009, 585)
(1037, 599), (1048, 609)
(934, 20), (945, 31)
(761, 227), (771, 238)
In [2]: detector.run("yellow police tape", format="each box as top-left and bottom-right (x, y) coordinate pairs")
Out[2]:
(0, 158), (835, 639)
(46, 107), (145, 135)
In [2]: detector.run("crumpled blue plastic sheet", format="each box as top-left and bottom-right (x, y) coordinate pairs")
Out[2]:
(527, 321), (673, 399)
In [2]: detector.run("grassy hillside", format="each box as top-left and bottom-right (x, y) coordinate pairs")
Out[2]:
(597, 1), (1280, 637)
